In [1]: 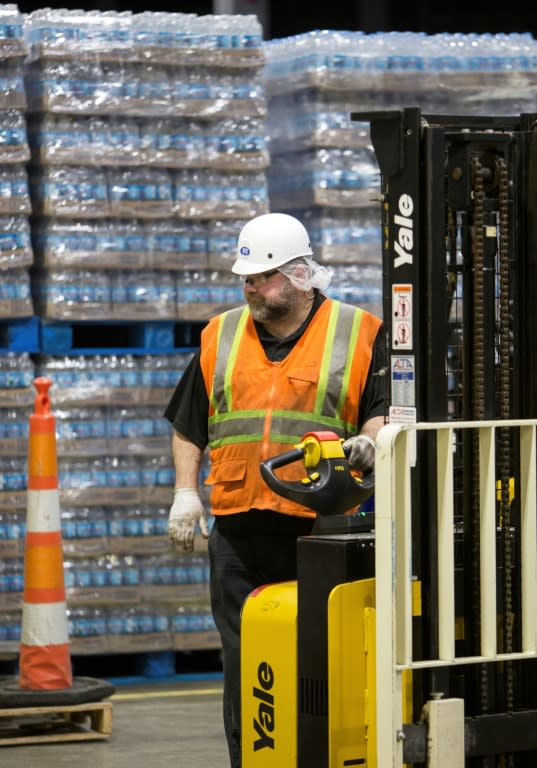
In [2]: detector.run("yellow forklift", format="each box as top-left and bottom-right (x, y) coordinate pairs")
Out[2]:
(240, 109), (537, 767)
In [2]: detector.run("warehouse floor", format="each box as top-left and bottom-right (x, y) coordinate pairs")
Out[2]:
(0, 663), (228, 767)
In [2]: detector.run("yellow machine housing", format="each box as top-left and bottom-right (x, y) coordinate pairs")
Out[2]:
(241, 581), (298, 766)
(241, 525), (394, 768)
(242, 574), (380, 768)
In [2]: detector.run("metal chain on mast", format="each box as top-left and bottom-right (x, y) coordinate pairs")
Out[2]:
(470, 157), (490, 768)
(497, 156), (515, 768)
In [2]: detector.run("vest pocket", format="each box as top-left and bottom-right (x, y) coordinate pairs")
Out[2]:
(288, 366), (318, 384)
(288, 367), (318, 400)
(206, 457), (247, 485)
(206, 457), (248, 511)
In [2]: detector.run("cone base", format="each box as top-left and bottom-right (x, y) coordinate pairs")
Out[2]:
(0, 676), (116, 708)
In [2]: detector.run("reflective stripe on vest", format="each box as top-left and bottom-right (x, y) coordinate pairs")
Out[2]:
(209, 306), (249, 414)
(208, 301), (364, 447)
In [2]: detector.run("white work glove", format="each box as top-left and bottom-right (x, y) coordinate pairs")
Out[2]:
(168, 488), (209, 551)
(342, 434), (376, 474)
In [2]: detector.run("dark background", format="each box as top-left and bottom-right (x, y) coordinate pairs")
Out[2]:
(13, 0), (537, 40)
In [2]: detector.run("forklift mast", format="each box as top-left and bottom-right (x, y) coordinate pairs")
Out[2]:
(355, 107), (537, 765)
(358, 107), (537, 423)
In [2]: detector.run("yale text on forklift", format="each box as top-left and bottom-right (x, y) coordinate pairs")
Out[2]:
(252, 661), (275, 752)
(394, 193), (414, 267)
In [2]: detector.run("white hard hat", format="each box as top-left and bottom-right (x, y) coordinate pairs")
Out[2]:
(232, 212), (313, 275)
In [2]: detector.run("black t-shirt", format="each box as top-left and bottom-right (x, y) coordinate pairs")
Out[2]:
(164, 293), (387, 450)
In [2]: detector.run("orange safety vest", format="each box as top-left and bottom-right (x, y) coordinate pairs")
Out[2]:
(200, 298), (382, 518)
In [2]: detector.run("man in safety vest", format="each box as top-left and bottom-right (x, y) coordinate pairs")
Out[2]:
(164, 212), (387, 768)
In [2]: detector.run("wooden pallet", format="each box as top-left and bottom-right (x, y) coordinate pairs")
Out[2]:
(0, 700), (113, 746)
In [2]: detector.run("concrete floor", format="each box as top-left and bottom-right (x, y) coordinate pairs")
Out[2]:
(0, 676), (228, 768)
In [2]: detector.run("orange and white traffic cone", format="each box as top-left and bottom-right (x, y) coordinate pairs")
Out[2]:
(19, 376), (73, 690)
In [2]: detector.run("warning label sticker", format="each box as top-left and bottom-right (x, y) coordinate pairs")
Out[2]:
(392, 283), (413, 350)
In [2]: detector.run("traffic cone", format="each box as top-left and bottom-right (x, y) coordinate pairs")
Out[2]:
(19, 376), (73, 690)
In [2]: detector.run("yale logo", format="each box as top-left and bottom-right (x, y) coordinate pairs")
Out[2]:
(253, 661), (275, 751)
(393, 193), (414, 268)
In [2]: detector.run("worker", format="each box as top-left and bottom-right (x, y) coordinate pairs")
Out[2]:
(164, 211), (387, 768)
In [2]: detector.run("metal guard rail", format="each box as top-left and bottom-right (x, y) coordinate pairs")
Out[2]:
(374, 419), (537, 768)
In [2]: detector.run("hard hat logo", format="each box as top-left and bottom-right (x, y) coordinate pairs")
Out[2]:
(240, 246), (250, 255)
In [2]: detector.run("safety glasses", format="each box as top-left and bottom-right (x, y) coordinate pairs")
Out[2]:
(243, 269), (280, 287)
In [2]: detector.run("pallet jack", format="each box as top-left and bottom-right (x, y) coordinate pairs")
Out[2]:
(242, 430), (382, 768)
(240, 108), (537, 767)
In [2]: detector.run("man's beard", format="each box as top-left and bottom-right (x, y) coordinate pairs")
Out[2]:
(246, 279), (298, 323)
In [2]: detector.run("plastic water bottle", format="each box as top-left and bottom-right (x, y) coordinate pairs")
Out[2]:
(0, 352), (34, 388)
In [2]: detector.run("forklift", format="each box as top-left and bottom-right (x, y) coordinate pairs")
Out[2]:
(240, 108), (537, 767)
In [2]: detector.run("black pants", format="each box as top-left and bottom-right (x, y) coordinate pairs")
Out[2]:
(208, 510), (314, 768)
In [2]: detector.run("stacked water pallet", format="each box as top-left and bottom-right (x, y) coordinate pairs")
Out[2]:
(0, 7), (36, 655)
(0, 349), (33, 652)
(263, 30), (537, 318)
(0, 4), (35, 348)
(1, 8), (271, 660)
(0, 5), (33, 326)
(21, 8), (268, 658)
(264, 31), (382, 316)
(24, 9), (269, 322)
(0, 348), (219, 657)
